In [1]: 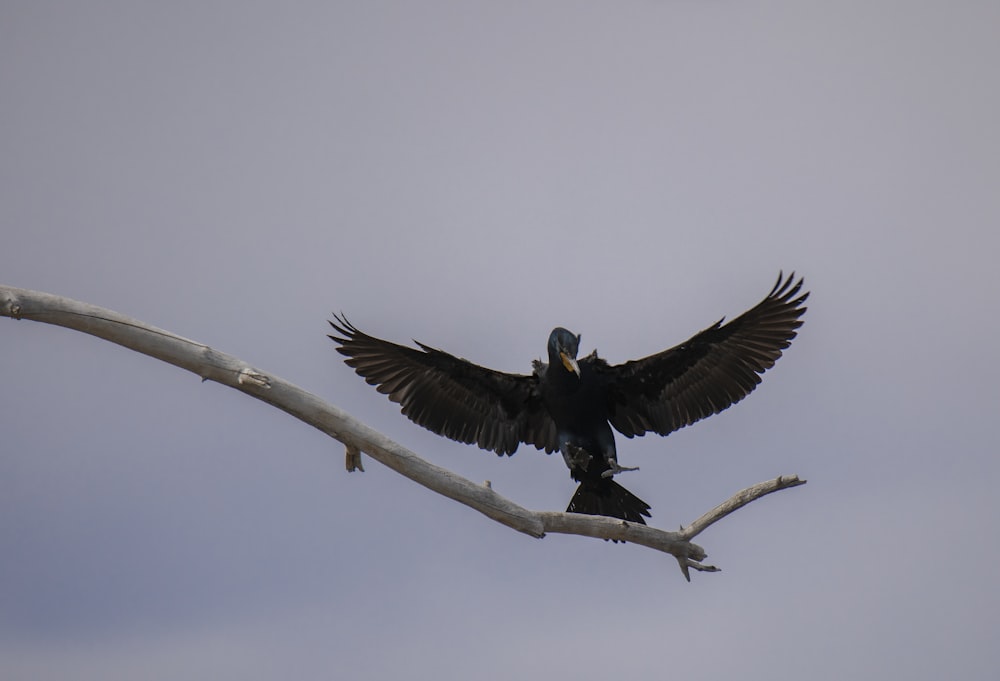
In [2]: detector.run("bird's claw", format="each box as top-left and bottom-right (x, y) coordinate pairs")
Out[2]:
(601, 459), (640, 478)
(562, 444), (593, 471)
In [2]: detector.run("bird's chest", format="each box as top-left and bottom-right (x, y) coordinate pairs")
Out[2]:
(541, 372), (608, 432)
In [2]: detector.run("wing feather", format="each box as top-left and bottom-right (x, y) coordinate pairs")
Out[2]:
(329, 315), (557, 455)
(603, 272), (808, 438)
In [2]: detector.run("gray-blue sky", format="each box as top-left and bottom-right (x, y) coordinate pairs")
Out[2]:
(2, 1), (998, 679)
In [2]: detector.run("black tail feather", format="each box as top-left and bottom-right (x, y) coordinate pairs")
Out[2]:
(567, 478), (651, 524)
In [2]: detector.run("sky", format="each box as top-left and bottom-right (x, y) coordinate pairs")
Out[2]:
(2, 1), (998, 679)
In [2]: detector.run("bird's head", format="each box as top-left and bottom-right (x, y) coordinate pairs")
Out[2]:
(548, 327), (581, 376)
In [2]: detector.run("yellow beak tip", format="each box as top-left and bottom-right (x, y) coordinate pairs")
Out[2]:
(560, 352), (580, 375)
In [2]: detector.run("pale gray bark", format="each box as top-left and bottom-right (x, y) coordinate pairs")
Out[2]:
(1, 284), (805, 580)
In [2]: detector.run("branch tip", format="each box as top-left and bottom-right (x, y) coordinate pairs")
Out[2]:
(345, 444), (364, 472)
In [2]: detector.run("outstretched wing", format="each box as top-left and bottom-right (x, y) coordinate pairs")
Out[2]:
(602, 272), (808, 438)
(328, 315), (558, 455)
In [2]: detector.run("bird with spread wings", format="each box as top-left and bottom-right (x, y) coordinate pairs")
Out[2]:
(329, 272), (808, 524)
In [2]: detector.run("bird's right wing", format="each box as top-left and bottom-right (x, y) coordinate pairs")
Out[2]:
(602, 273), (808, 438)
(328, 315), (558, 455)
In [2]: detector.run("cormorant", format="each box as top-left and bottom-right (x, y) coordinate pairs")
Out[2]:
(329, 272), (807, 524)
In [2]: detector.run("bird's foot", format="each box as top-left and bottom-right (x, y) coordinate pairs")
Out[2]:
(562, 444), (593, 471)
(601, 458), (640, 478)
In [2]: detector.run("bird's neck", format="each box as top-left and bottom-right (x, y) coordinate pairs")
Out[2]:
(547, 353), (580, 388)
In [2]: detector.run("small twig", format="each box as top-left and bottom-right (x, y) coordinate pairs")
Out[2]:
(344, 444), (364, 472)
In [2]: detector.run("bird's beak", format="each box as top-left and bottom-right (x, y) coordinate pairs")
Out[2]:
(560, 352), (580, 376)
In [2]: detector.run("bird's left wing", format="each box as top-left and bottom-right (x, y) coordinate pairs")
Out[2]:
(600, 272), (808, 439)
(328, 315), (558, 455)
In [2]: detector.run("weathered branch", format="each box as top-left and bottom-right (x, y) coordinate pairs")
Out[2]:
(1, 284), (804, 580)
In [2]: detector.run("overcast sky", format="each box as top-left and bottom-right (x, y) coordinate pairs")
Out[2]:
(2, 2), (998, 679)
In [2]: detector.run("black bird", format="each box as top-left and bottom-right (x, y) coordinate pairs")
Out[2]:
(329, 272), (807, 524)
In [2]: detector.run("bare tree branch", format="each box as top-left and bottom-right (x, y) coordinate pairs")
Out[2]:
(682, 475), (808, 540)
(1, 284), (805, 580)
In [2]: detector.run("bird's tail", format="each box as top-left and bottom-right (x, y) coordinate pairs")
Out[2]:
(567, 479), (651, 524)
